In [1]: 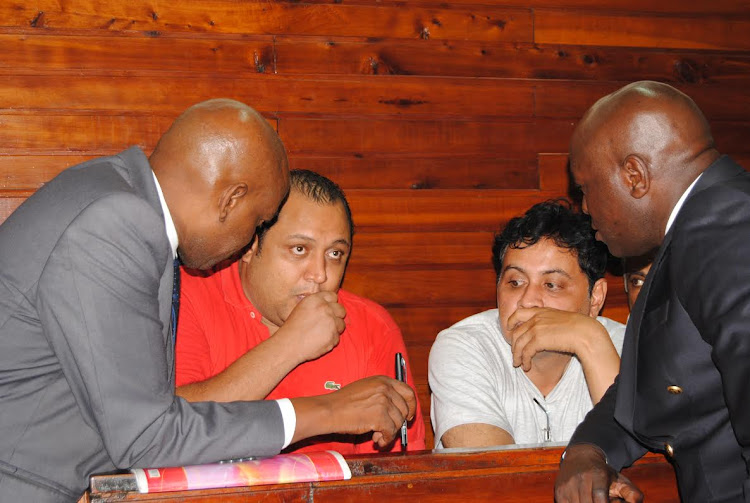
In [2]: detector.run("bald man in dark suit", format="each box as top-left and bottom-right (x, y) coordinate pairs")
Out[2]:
(556, 81), (750, 503)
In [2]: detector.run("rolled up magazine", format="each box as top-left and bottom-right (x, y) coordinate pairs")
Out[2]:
(131, 450), (351, 493)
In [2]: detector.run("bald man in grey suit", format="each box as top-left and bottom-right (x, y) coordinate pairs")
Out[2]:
(0, 100), (416, 502)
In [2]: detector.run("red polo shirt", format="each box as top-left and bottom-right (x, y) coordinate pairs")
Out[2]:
(175, 261), (425, 454)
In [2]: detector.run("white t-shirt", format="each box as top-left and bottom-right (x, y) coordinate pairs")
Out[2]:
(429, 309), (625, 448)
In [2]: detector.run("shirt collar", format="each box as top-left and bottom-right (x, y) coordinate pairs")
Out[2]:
(665, 172), (703, 235)
(152, 172), (179, 259)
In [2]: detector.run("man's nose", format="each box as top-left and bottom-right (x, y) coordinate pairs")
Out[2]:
(518, 283), (543, 308)
(305, 255), (327, 284)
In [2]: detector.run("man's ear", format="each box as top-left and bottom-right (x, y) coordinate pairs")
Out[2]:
(588, 277), (608, 317)
(218, 183), (248, 222)
(621, 155), (650, 199)
(240, 235), (259, 264)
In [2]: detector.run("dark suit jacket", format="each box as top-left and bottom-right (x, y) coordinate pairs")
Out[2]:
(570, 156), (750, 502)
(0, 148), (285, 502)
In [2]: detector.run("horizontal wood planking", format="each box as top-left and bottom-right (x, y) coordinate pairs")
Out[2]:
(280, 116), (750, 157)
(0, 34), (274, 75)
(0, 74), (535, 119)
(349, 231), (494, 268)
(0, 155), (94, 189)
(0, 114), (277, 155)
(343, 190), (563, 232)
(0, 2), (532, 42)
(269, 0), (750, 15)
(4, 75), (749, 125)
(275, 37), (750, 83)
(0, 155), (541, 191)
(343, 268), (497, 307)
(534, 80), (750, 121)
(7, 34), (750, 85)
(0, 116), (576, 155)
(289, 156), (540, 190)
(280, 118), (576, 155)
(535, 9), (750, 51)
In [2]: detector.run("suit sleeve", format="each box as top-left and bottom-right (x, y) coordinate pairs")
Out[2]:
(568, 376), (647, 470)
(364, 303), (426, 451)
(36, 193), (285, 469)
(671, 186), (750, 483)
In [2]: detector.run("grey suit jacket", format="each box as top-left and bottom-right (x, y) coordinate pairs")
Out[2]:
(570, 156), (750, 502)
(0, 147), (285, 502)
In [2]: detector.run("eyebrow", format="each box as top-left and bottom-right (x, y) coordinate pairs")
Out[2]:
(502, 265), (573, 279)
(287, 234), (351, 248)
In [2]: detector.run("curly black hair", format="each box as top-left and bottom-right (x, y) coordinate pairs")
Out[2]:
(491, 199), (607, 292)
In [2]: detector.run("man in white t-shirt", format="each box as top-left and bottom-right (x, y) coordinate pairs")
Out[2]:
(429, 200), (625, 448)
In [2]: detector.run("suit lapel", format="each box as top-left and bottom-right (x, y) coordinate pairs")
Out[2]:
(615, 232), (672, 430)
(119, 147), (176, 380)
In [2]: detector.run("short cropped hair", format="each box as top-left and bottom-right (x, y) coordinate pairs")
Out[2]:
(255, 169), (354, 252)
(491, 200), (607, 292)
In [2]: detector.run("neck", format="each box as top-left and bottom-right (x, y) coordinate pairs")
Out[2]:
(524, 352), (572, 397)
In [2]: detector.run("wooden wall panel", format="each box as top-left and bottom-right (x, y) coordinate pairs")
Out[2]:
(535, 9), (750, 51)
(275, 38), (750, 82)
(0, 2), (533, 41)
(280, 118), (574, 155)
(288, 156), (540, 190)
(1, 74), (535, 118)
(2, 0), (749, 452)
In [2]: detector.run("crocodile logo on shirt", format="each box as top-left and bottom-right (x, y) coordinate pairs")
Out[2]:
(324, 381), (341, 391)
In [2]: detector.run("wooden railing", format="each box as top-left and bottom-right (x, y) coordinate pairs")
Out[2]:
(80, 445), (679, 502)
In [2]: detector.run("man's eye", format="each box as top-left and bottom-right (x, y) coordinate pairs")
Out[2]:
(631, 278), (644, 288)
(292, 246), (305, 255)
(545, 282), (561, 291)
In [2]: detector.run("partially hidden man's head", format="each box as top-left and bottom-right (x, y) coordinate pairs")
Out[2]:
(622, 252), (655, 310)
(151, 98), (290, 271)
(239, 169), (353, 332)
(492, 200), (609, 338)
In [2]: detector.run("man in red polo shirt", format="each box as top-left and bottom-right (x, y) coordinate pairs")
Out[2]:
(175, 169), (425, 454)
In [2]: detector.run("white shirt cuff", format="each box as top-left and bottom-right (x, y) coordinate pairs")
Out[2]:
(276, 398), (296, 449)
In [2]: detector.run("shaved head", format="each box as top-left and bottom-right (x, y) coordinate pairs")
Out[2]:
(151, 99), (289, 270)
(569, 81), (720, 257)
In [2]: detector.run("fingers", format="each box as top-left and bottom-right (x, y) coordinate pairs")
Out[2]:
(610, 474), (644, 503)
(510, 322), (539, 371)
(369, 377), (416, 447)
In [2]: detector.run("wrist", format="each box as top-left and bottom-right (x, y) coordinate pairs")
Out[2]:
(561, 443), (609, 465)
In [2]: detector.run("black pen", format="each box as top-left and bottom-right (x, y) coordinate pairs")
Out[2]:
(395, 352), (408, 450)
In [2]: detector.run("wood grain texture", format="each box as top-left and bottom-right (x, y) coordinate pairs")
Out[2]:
(0, 74), (535, 119)
(0, 1), (533, 41)
(276, 37), (750, 83)
(83, 447), (679, 502)
(289, 156), (540, 190)
(535, 9), (750, 51)
(279, 117), (575, 155)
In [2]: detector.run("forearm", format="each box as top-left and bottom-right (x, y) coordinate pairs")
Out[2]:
(577, 328), (621, 404)
(177, 335), (302, 402)
(441, 423), (514, 448)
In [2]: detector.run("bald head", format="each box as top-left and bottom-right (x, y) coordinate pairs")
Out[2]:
(569, 81), (720, 257)
(575, 81), (715, 178)
(151, 99), (290, 270)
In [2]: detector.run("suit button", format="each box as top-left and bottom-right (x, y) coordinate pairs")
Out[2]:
(665, 443), (674, 458)
(667, 385), (683, 394)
